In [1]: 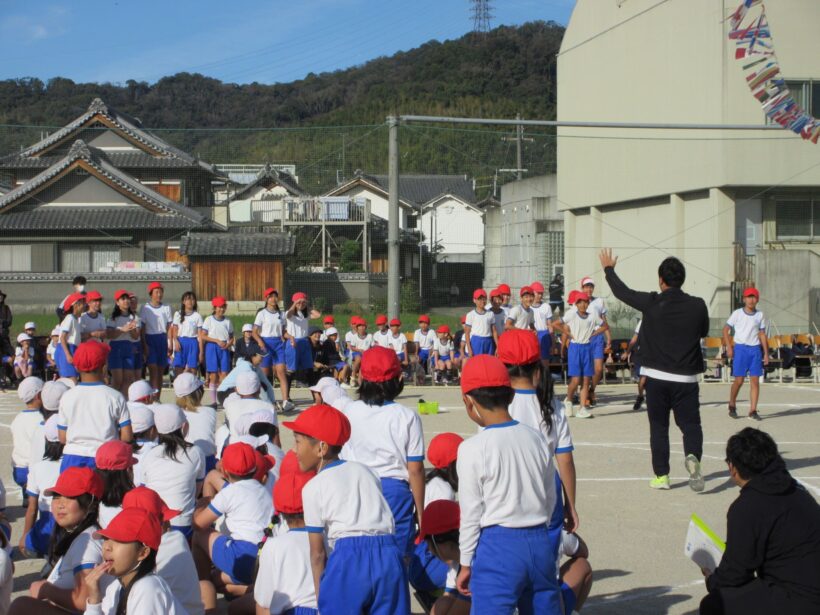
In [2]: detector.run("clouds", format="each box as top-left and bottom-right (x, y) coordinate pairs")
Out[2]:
(0, 5), (68, 43)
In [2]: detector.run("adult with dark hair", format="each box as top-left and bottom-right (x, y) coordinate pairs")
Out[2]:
(599, 249), (709, 492)
(0, 289), (12, 359)
(56, 276), (87, 320)
(700, 428), (820, 615)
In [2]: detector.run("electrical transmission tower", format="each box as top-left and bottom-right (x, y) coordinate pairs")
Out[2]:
(470, 0), (493, 33)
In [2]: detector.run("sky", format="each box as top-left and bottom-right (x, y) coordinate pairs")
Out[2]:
(0, 0), (574, 86)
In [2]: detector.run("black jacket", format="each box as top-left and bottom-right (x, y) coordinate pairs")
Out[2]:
(707, 458), (820, 613)
(604, 266), (708, 375)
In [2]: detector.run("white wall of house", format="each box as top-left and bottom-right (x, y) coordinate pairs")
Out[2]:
(420, 196), (484, 262)
(338, 185), (409, 228)
(228, 185), (293, 223)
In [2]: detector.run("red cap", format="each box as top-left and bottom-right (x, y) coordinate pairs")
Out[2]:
(355, 318), (367, 327)
(95, 508), (161, 551)
(63, 292), (85, 312)
(278, 449), (302, 476)
(418, 315), (430, 324)
(530, 281), (545, 294)
(73, 341), (111, 372)
(460, 315), (466, 324)
(472, 288), (487, 300)
(323, 315), (335, 324)
(489, 288), (502, 299)
(361, 346), (402, 382)
(743, 287), (759, 299)
(273, 452), (316, 514)
(211, 296), (227, 308)
(497, 283), (511, 295)
(147, 282), (164, 293)
(461, 354), (511, 395)
(573, 292), (590, 304)
(221, 442), (257, 476)
(283, 404), (351, 446)
(420, 499), (460, 540)
(497, 329), (540, 366)
(375, 314), (388, 326)
(519, 286), (534, 297)
(114, 289), (130, 301)
(427, 433), (463, 469)
(389, 318), (401, 327)
(122, 486), (181, 522)
(254, 451), (276, 483)
(292, 292), (308, 303)
(45, 467), (104, 499)
(95, 440), (138, 470)
(85, 290), (103, 301)
(566, 290), (579, 305)
(436, 325), (451, 335)
(263, 287), (278, 298)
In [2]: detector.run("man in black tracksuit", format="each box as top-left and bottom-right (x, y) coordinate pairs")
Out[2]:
(701, 428), (820, 615)
(599, 249), (709, 491)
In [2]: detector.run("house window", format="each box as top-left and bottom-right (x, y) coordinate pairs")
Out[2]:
(775, 200), (820, 240)
(407, 214), (418, 229)
(0, 244), (32, 272)
(60, 245), (121, 272)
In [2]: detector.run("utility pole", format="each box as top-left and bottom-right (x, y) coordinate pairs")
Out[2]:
(501, 113), (534, 180)
(387, 116), (400, 320)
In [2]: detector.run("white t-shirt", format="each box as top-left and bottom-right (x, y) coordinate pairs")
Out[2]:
(433, 337), (454, 357)
(132, 440), (157, 487)
(80, 312), (107, 339)
(424, 476), (456, 507)
(255, 528), (318, 613)
(11, 410), (42, 467)
(507, 305), (534, 330)
(85, 573), (185, 615)
(47, 341), (57, 360)
(0, 548), (10, 615)
(372, 329), (391, 349)
(413, 329), (435, 350)
(141, 445), (206, 526)
(184, 407), (217, 458)
(340, 400), (425, 480)
(457, 421), (557, 567)
(202, 315), (233, 342)
(491, 310), (507, 336)
(209, 479), (273, 544)
(14, 346), (34, 362)
(465, 309), (494, 337)
(98, 504), (121, 530)
(25, 458), (61, 514)
(106, 313), (140, 343)
(587, 296), (607, 321)
(350, 333), (373, 352)
(509, 391), (574, 457)
(533, 303), (553, 332)
(139, 303), (173, 335)
(286, 312), (309, 339)
(385, 333), (407, 355)
(224, 397), (278, 439)
(60, 314), (82, 346)
(156, 529), (205, 615)
(47, 526), (103, 589)
(173, 311), (204, 339)
(303, 460), (394, 548)
(254, 309), (284, 339)
(28, 421), (47, 469)
(57, 383), (131, 458)
(726, 308), (766, 346)
(562, 310), (602, 345)
(343, 330), (357, 352)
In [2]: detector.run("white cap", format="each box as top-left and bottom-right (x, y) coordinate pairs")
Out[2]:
(50, 327), (61, 337)
(41, 381), (70, 411)
(235, 371), (260, 396)
(328, 390), (353, 412)
(242, 323), (253, 333)
(18, 376), (45, 403)
(57, 377), (77, 389)
(309, 376), (340, 393)
(16, 333), (32, 344)
(325, 327), (338, 337)
(234, 408), (276, 436)
(24, 321), (36, 330)
(581, 277), (595, 287)
(235, 434), (270, 449)
(44, 415), (61, 443)
(127, 402), (155, 434)
(128, 379), (157, 402)
(173, 372), (203, 398)
(153, 403), (187, 435)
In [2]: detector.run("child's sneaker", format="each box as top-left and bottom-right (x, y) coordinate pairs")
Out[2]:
(563, 399), (574, 418)
(685, 454), (705, 492)
(748, 411), (762, 421)
(649, 475), (670, 490)
(575, 406), (593, 419)
(728, 405), (738, 419)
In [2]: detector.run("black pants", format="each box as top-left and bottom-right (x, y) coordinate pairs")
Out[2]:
(644, 377), (703, 476)
(700, 580), (780, 615)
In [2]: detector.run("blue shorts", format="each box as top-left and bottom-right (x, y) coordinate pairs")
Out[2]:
(282, 608), (319, 615)
(561, 582), (577, 615)
(60, 454), (96, 472)
(380, 477), (416, 557)
(133, 342), (143, 370)
(591, 334), (605, 360)
(285, 337), (313, 372)
(351, 351), (362, 361)
(145, 333), (169, 368)
(261, 337), (286, 368)
(24, 510), (54, 556)
(109, 340), (136, 370)
(568, 343), (594, 378)
(732, 344), (763, 378)
(469, 335), (495, 357)
(205, 454), (217, 473)
(436, 355), (451, 363)
(55, 343), (78, 378)
(170, 525), (193, 540)
(12, 466), (28, 490)
(318, 535), (409, 615)
(206, 342), (231, 373)
(396, 352), (405, 362)
(418, 348), (430, 365)
(212, 535), (258, 585)
(537, 330), (552, 360)
(409, 540), (448, 592)
(173, 337), (200, 369)
(470, 525), (561, 615)
(334, 361), (347, 372)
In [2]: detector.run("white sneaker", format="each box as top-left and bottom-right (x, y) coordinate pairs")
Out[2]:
(575, 406), (593, 419)
(282, 400), (296, 413)
(563, 399), (574, 418)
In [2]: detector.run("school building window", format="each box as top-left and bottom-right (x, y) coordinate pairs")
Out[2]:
(768, 80), (820, 123)
(0, 244), (32, 272)
(59, 244), (121, 272)
(774, 199), (820, 240)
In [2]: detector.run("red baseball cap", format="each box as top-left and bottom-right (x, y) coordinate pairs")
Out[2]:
(278, 450), (302, 477)
(292, 292), (308, 303)
(427, 433), (463, 469)
(323, 315), (335, 324)
(361, 346), (402, 382)
(63, 292), (85, 312)
(420, 499), (460, 540)
(472, 289), (487, 300)
(147, 282), (164, 293)
(418, 315), (430, 324)
(45, 467), (104, 499)
(389, 318), (401, 327)
(530, 281), (545, 294)
(436, 325), (451, 335)
(274, 452), (316, 514)
(355, 318), (367, 327)
(85, 290), (103, 301)
(460, 315), (466, 324)
(573, 292), (590, 304)
(489, 288), (502, 299)
(743, 287), (760, 299)
(566, 290), (579, 305)
(95, 508), (162, 551)
(114, 289), (130, 301)
(283, 404), (352, 447)
(95, 440), (138, 471)
(497, 329), (540, 366)
(211, 296), (227, 307)
(461, 354), (511, 395)
(222, 442), (257, 476)
(497, 283), (511, 295)
(519, 286), (534, 297)
(73, 341), (110, 372)
(122, 485), (181, 522)
(254, 451), (276, 483)
(263, 287), (278, 298)
(375, 315), (388, 326)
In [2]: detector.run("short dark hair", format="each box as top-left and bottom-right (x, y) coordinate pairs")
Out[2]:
(726, 428), (780, 480)
(658, 257), (686, 288)
(358, 376), (404, 405)
(466, 385), (515, 411)
(72, 275), (87, 286)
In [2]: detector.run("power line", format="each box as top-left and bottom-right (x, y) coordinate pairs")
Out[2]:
(470, 0), (493, 33)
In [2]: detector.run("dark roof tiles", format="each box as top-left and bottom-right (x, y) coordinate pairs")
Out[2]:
(179, 232), (295, 257)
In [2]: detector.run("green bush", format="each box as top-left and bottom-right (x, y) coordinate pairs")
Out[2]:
(401, 280), (421, 313)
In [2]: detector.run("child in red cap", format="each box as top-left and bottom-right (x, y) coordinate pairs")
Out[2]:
(505, 286), (537, 332)
(171, 290), (203, 378)
(530, 281), (556, 367)
(464, 288), (498, 359)
(284, 404), (410, 614)
(79, 290), (106, 345)
(432, 325), (456, 384)
(456, 355), (561, 613)
(201, 296), (235, 406)
(57, 341), (132, 472)
(413, 315), (435, 374)
(55, 292), (86, 381)
(252, 288), (291, 409)
(342, 346), (425, 559)
(419, 499), (470, 615)
(139, 281), (173, 397)
(723, 287), (768, 421)
(489, 288), (507, 338)
(285, 292), (321, 382)
(95, 440), (137, 529)
(372, 314), (390, 349)
(385, 318), (409, 369)
(106, 290), (141, 398)
(348, 317), (373, 387)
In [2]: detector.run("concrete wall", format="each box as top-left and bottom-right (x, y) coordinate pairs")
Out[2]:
(284, 272), (388, 310)
(420, 198), (484, 259)
(756, 248), (820, 333)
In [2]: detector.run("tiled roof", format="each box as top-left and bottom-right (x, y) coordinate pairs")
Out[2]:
(0, 150), (204, 170)
(0, 207), (210, 232)
(231, 164), (308, 199)
(367, 173), (477, 206)
(179, 232), (295, 257)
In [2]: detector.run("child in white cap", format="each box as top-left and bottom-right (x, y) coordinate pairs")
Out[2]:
(309, 376), (352, 411)
(28, 380), (70, 467)
(14, 333), (35, 380)
(11, 376), (45, 490)
(223, 371), (279, 444)
(127, 393), (157, 488)
(173, 373), (217, 472)
(46, 327), (60, 376)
